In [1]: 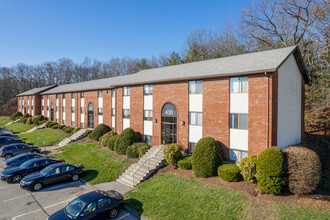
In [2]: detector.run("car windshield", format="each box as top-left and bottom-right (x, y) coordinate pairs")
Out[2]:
(64, 198), (86, 218)
(39, 166), (52, 176)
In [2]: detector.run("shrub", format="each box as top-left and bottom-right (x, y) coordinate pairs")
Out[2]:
(163, 144), (183, 165)
(99, 131), (116, 146)
(114, 128), (140, 155)
(21, 117), (29, 124)
(192, 137), (223, 178)
(138, 144), (150, 157)
(90, 123), (111, 141)
(51, 123), (59, 128)
(64, 127), (74, 133)
(45, 121), (51, 127)
(32, 115), (44, 125)
(283, 146), (322, 195)
(59, 125), (66, 129)
(61, 125), (67, 131)
(47, 122), (57, 128)
(239, 155), (257, 183)
(177, 156), (192, 170)
(72, 127), (80, 134)
(20, 113), (31, 122)
(218, 164), (243, 182)
(126, 142), (150, 158)
(84, 130), (92, 137)
(52, 124), (61, 129)
(107, 135), (119, 151)
(38, 120), (47, 125)
(11, 111), (22, 120)
(25, 117), (33, 125)
(256, 146), (284, 195)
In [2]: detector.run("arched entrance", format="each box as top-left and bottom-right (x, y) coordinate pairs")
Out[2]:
(161, 103), (177, 144)
(88, 103), (94, 128)
(50, 103), (54, 121)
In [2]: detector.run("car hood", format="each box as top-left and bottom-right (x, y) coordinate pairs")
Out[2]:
(22, 172), (42, 182)
(48, 209), (72, 220)
(1, 167), (21, 176)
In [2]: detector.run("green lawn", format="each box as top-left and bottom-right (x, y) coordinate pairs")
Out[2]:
(54, 142), (129, 184)
(4, 122), (35, 133)
(0, 117), (12, 126)
(277, 203), (330, 220)
(125, 173), (249, 220)
(19, 128), (69, 147)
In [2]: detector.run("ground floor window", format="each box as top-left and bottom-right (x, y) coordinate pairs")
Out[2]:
(230, 113), (248, 129)
(144, 135), (152, 145)
(144, 110), (152, 121)
(188, 142), (196, 153)
(230, 149), (248, 161)
(80, 123), (84, 128)
(98, 108), (103, 115)
(111, 127), (115, 131)
(111, 108), (115, 116)
(62, 119), (65, 124)
(71, 121), (75, 126)
(56, 119), (58, 123)
(123, 109), (130, 119)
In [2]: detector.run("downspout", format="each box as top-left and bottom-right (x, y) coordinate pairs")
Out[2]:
(265, 72), (269, 148)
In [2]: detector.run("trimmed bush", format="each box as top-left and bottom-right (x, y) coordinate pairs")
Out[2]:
(107, 135), (119, 151)
(32, 115), (44, 125)
(25, 117), (33, 125)
(64, 127), (74, 133)
(239, 155), (257, 183)
(99, 131), (116, 146)
(192, 137), (223, 178)
(72, 127), (80, 134)
(84, 130), (92, 137)
(126, 142), (150, 158)
(283, 146), (322, 195)
(38, 120), (47, 125)
(90, 123), (111, 141)
(47, 122), (56, 128)
(11, 111), (22, 120)
(163, 144), (183, 165)
(20, 113), (31, 122)
(138, 144), (150, 157)
(256, 146), (284, 195)
(177, 156), (192, 170)
(114, 128), (140, 155)
(21, 117), (29, 124)
(61, 125), (67, 131)
(52, 124), (61, 129)
(59, 125), (66, 129)
(51, 123), (59, 128)
(218, 164), (243, 182)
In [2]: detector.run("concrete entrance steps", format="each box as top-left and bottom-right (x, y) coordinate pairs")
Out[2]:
(117, 145), (165, 188)
(20, 123), (46, 134)
(58, 129), (87, 147)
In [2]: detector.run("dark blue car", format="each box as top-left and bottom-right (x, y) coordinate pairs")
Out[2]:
(0, 143), (40, 159)
(0, 137), (24, 147)
(48, 190), (124, 220)
(1, 157), (64, 183)
(0, 132), (18, 138)
(20, 163), (86, 191)
(2, 153), (42, 169)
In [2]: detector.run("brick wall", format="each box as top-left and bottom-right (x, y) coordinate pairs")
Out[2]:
(130, 85), (144, 140)
(84, 90), (98, 128)
(34, 94), (41, 116)
(103, 89), (112, 127)
(116, 88), (123, 133)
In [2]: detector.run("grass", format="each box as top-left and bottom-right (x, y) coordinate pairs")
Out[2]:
(19, 128), (70, 146)
(125, 173), (249, 220)
(54, 142), (129, 184)
(0, 117), (12, 126)
(277, 203), (330, 220)
(4, 122), (35, 133)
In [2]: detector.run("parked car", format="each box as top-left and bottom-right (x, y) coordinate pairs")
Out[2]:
(1, 157), (64, 183)
(48, 190), (124, 220)
(0, 127), (10, 132)
(0, 132), (18, 138)
(0, 144), (40, 159)
(0, 137), (24, 147)
(20, 163), (86, 191)
(2, 153), (43, 169)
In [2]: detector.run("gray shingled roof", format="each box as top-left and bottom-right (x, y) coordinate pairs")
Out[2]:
(41, 45), (307, 94)
(17, 85), (57, 96)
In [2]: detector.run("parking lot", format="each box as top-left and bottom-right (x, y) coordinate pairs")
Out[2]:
(0, 157), (140, 220)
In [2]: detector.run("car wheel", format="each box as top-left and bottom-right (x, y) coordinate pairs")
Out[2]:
(12, 175), (22, 183)
(5, 154), (12, 159)
(109, 208), (118, 219)
(72, 174), (79, 182)
(33, 183), (43, 191)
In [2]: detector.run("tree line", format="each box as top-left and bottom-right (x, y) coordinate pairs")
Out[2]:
(0, 0), (328, 132)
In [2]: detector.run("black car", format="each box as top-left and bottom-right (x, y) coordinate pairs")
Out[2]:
(48, 190), (124, 220)
(0, 132), (18, 138)
(0, 137), (24, 147)
(1, 157), (64, 183)
(2, 153), (43, 169)
(0, 143), (40, 159)
(20, 163), (86, 191)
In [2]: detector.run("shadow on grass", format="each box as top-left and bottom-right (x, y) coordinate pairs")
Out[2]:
(82, 170), (99, 182)
(124, 199), (144, 217)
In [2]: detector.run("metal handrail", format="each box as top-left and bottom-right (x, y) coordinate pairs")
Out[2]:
(132, 145), (164, 186)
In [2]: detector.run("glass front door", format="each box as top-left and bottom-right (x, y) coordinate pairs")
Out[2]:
(88, 103), (94, 128)
(50, 103), (54, 121)
(161, 103), (177, 145)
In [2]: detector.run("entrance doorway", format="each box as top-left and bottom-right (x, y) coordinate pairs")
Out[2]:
(24, 104), (27, 114)
(50, 103), (54, 121)
(161, 103), (177, 144)
(88, 103), (94, 128)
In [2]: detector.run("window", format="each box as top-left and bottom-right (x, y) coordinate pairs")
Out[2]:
(80, 123), (84, 128)
(80, 92), (84, 98)
(230, 113), (248, 129)
(98, 108), (103, 115)
(47, 106), (49, 111)
(71, 107), (75, 113)
(62, 106), (65, 112)
(83, 201), (97, 215)
(144, 135), (152, 145)
(97, 198), (111, 209)
(62, 119), (65, 124)
(56, 94), (58, 99)
(80, 107), (84, 114)
(230, 77), (248, 93)
(123, 109), (130, 119)
(71, 93), (75, 98)
(98, 90), (103, 98)
(111, 108), (115, 116)
(189, 80), (203, 94)
(71, 121), (75, 126)
(62, 93), (65, 99)
(40, 160), (50, 166)
(56, 119), (58, 123)
(111, 127), (115, 131)
(230, 149), (248, 161)
(189, 112), (202, 126)
(111, 89), (115, 97)
(42, 105), (44, 109)
(144, 85), (153, 95)
(189, 142), (196, 153)
(144, 110), (152, 121)
(123, 86), (130, 96)
(56, 106), (58, 112)
(47, 95), (49, 99)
